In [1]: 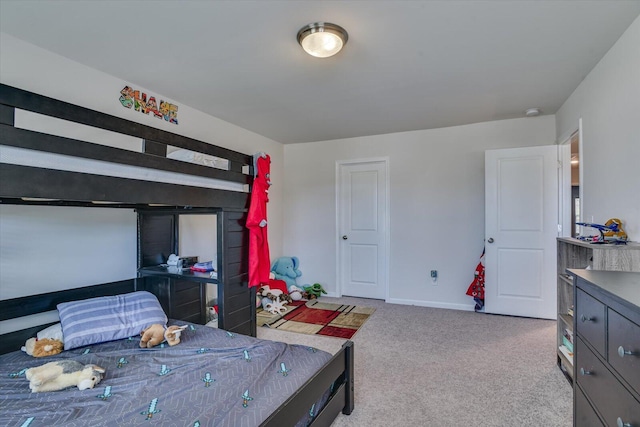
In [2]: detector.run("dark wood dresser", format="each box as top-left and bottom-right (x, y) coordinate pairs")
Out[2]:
(570, 269), (640, 427)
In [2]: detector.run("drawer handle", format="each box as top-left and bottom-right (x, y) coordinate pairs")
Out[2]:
(580, 314), (594, 322)
(579, 367), (592, 376)
(617, 417), (632, 427)
(618, 346), (636, 358)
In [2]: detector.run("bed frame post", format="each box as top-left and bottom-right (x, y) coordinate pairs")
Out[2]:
(343, 340), (355, 415)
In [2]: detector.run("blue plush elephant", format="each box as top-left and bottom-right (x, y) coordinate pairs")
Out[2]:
(271, 256), (302, 292)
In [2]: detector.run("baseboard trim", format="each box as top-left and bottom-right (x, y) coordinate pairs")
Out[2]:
(386, 298), (476, 312)
(324, 293), (477, 312)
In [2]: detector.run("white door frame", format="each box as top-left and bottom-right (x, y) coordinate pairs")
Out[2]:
(335, 157), (390, 300)
(557, 117), (583, 237)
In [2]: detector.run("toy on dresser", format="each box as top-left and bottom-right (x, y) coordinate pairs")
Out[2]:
(577, 218), (628, 244)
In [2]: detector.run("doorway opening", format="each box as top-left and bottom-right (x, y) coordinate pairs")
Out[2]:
(569, 131), (581, 237)
(559, 119), (583, 239)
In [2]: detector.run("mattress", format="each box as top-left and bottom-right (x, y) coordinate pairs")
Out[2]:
(0, 146), (244, 193)
(0, 322), (332, 426)
(167, 149), (230, 170)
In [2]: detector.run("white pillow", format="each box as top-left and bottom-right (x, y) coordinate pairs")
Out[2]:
(37, 323), (64, 342)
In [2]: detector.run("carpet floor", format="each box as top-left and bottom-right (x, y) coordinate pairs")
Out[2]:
(257, 296), (572, 427)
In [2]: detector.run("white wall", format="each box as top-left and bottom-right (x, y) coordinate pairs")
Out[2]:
(284, 116), (556, 309)
(0, 205), (137, 299)
(556, 16), (640, 241)
(0, 34), (284, 330)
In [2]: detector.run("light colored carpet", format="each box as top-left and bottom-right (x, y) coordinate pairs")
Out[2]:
(257, 296), (572, 427)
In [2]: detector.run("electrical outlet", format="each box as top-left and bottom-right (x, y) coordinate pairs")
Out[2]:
(430, 270), (438, 283)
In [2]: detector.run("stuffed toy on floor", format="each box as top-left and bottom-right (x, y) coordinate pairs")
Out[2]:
(26, 360), (105, 392)
(304, 283), (327, 299)
(257, 285), (291, 315)
(272, 256), (329, 301)
(271, 256), (303, 293)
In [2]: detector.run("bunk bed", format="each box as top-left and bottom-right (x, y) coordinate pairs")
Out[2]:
(0, 84), (354, 426)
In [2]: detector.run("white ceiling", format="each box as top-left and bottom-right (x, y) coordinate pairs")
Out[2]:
(1, 1), (639, 144)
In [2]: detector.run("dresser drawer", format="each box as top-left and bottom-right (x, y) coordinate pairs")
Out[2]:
(575, 337), (640, 427)
(575, 387), (604, 427)
(576, 289), (606, 356)
(608, 308), (640, 395)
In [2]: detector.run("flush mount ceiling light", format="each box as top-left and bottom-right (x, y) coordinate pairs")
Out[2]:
(297, 22), (348, 58)
(525, 108), (542, 117)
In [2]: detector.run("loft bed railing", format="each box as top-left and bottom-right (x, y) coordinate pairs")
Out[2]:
(0, 84), (253, 209)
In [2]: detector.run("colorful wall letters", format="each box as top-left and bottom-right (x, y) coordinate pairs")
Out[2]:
(119, 86), (179, 125)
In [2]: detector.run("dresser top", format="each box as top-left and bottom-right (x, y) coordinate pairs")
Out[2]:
(558, 237), (640, 250)
(568, 269), (640, 309)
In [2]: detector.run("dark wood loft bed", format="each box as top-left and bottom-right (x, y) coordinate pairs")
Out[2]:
(0, 84), (354, 426)
(0, 83), (255, 335)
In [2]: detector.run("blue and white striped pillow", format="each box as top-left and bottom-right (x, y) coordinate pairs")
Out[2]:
(57, 291), (167, 350)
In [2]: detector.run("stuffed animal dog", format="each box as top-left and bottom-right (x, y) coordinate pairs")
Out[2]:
(140, 324), (189, 348)
(140, 324), (166, 348)
(164, 325), (189, 346)
(26, 360), (105, 393)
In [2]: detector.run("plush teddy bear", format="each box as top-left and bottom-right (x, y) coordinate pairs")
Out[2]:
(140, 324), (165, 348)
(271, 256), (303, 293)
(140, 324), (188, 348)
(22, 337), (64, 357)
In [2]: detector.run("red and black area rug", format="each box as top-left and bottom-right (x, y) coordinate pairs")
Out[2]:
(256, 300), (375, 339)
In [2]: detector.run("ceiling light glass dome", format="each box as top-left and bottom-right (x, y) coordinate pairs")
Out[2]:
(297, 22), (348, 58)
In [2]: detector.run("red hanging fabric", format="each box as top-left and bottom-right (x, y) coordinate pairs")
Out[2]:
(247, 153), (271, 288)
(466, 249), (485, 301)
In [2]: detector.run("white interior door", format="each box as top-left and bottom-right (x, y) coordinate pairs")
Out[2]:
(337, 159), (388, 300)
(485, 145), (564, 319)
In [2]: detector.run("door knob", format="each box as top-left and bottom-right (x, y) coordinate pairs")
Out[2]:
(342, 235), (348, 240)
(487, 238), (494, 243)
